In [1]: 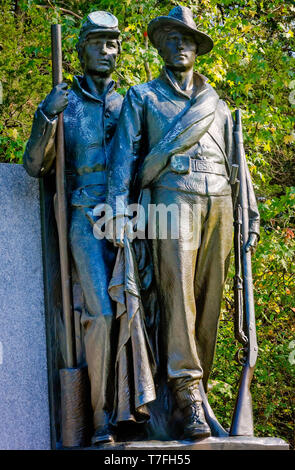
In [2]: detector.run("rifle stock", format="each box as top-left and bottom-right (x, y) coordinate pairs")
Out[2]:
(230, 109), (258, 436)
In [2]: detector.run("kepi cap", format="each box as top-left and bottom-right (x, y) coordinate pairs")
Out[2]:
(78, 11), (120, 45)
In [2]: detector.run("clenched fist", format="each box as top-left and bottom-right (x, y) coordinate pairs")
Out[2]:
(42, 83), (69, 119)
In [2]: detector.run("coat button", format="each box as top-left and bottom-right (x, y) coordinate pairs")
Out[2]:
(104, 111), (110, 118)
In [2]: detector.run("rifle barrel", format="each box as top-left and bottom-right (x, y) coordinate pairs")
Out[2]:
(230, 109), (258, 436)
(51, 24), (76, 369)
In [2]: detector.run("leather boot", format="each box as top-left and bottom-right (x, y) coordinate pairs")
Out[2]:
(91, 412), (115, 446)
(182, 402), (211, 440)
(91, 425), (114, 446)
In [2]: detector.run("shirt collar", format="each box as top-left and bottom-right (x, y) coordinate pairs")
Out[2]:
(72, 75), (115, 103)
(160, 67), (208, 100)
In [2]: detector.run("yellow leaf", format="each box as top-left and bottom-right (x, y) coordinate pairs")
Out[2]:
(242, 25), (252, 33)
(284, 134), (295, 144)
(263, 142), (271, 152)
(12, 128), (18, 140)
(245, 84), (253, 94)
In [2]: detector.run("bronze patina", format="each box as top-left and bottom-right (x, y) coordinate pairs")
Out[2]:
(24, 11), (123, 446)
(106, 5), (260, 440)
(23, 5), (262, 448)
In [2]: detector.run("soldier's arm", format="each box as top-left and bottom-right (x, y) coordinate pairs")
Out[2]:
(23, 104), (58, 177)
(23, 83), (68, 178)
(106, 86), (144, 217)
(105, 86), (144, 247)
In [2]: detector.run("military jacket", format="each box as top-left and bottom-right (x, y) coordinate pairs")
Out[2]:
(107, 68), (260, 235)
(24, 76), (123, 207)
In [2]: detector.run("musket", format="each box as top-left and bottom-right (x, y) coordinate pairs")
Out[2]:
(230, 109), (258, 436)
(51, 24), (76, 370)
(51, 24), (91, 448)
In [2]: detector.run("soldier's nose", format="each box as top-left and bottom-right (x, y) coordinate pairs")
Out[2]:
(100, 44), (108, 54)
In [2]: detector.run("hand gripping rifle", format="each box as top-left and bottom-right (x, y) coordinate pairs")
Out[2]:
(230, 109), (258, 436)
(51, 25), (90, 447)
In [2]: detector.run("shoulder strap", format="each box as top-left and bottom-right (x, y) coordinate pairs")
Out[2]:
(139, 83), (220, 188)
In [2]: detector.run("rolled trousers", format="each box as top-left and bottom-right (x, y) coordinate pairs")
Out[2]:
(70, 206), (116, 429)
(150, 188), (233, 406)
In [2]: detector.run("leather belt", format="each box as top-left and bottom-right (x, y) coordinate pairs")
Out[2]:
(170, 154), (228, 177)
(190, 159), (228, 176)
(67, 170), (107, 188)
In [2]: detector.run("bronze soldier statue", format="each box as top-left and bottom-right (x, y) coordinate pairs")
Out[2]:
(23, 11), (123, 445)
(106, 6), (260, 440)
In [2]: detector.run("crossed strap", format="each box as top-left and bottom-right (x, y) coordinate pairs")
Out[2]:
(138, 80), (220, 188)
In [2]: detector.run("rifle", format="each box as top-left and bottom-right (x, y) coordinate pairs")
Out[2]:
(230, 109), (258, 436)
(51, 24), (91, 447)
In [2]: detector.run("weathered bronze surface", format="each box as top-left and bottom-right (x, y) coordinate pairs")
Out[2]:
(106, 5), (260, 442)
(23, 6), (279, 450)
(24, 11), (123, 446)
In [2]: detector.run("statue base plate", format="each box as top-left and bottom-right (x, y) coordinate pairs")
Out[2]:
(80, 436), (288, 451)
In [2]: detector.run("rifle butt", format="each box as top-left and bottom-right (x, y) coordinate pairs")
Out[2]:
(60, 367), (93, 447)
(230, 364), (255, 436)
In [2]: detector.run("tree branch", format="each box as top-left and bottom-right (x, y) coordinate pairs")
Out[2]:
(217, 3), (225, 23)
(144, 35), (152, 82)
(36, 4), (82, 20)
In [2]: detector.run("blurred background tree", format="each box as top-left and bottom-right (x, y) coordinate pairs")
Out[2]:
(0, 0), (294, 447)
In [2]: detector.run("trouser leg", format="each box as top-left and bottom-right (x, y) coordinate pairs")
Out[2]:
(193, 195), (233, 390)
(150, 189), (233, 406)
(150, 189), (204, 407)
(70, 207), (116, 430)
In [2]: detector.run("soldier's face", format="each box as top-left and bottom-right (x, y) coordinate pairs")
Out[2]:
(82, 34), (119, 76)
(160, 28), (197, 71)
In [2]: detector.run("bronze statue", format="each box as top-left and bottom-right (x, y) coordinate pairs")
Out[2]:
(23, 5), (261, 447)
(106, 6), (260, 440)
(23, 11), (123, 446)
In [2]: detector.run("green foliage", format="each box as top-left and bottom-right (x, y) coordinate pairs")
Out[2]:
(0, 0), (294, 447)
(210, 188), (295, 446)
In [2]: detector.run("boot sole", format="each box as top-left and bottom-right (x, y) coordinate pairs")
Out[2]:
(182, 429), (211, 440)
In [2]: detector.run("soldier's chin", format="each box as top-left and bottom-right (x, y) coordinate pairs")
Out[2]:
(92, 66), (112, 77)
(168, 62), (189, 72)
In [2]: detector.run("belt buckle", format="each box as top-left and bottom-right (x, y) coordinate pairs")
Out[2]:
(196, 161), (214, 172)
(170, 155), (190, 174)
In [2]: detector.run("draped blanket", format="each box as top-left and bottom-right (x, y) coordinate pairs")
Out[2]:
(138, 81), (220, 188)
(108, 235), (157, 425)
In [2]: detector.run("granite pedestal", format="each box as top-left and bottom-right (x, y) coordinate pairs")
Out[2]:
(0, 163), (51, 450)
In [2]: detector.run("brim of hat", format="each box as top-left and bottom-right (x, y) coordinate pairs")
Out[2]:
(84, 28), (120, 39)
(148, 17), (213, 56)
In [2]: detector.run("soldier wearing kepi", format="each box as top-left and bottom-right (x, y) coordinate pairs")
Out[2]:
(106, 6), (260, 439)
(23, 11), (123, 445)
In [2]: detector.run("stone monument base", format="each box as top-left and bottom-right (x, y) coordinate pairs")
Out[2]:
(75, 436), (288, 451)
